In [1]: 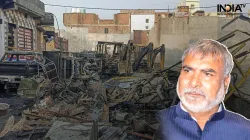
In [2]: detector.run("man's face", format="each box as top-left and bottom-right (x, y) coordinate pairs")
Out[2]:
(177, 53), (230, 112)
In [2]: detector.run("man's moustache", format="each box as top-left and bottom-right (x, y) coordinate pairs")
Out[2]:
(183, 88), (206, 97)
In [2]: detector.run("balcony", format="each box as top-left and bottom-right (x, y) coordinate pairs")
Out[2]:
(0, 0), (45, 18)
(40, 13), (54, 26)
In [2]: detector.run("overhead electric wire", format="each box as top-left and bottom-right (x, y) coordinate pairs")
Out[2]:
(44, 3), (250, 11)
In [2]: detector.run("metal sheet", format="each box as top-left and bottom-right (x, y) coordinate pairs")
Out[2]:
(18, 27), (33, 51)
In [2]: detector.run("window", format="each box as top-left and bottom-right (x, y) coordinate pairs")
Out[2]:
(145, 26), (149, 29)
(104, 28), (109, 34)
(145, 18), (149, 23)
(8, 23), (16, 49)
(191, 4), (195, 9)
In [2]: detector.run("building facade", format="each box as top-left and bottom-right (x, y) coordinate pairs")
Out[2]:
(0, 8), (4, 58)
(62, 12), (131, 52)
(185, 0), (200, 14)
(127, 10), (170, 45)
(0, 0), (45, 58)
(131, 15), (155, 32)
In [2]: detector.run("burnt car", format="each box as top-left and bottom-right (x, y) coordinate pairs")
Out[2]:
(0, 51), (44, 94)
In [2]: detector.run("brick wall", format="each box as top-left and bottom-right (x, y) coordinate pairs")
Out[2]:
(133, 30), (149, 45)
(59, 12), (139, 34)
(116, 26), (130, 34)
(63, 12), (130, 34)
(88, 25), (130, 34)
(63, 13), (99, 26)
(114, 13), (130, 25)
(99, 19), (114, 24)
(120, 10), (155, 14)
(88, 26), (115, 33)
(155, 12), (171, 24)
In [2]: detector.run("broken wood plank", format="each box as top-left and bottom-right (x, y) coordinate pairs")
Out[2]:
(0, 116), (15, 138)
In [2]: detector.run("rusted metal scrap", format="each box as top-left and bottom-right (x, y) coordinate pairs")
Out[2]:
(26, 69), (106, 124)
(103, 72), (177, 106)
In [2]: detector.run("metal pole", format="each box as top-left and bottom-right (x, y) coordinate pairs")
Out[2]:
(51, 13), (62, 78)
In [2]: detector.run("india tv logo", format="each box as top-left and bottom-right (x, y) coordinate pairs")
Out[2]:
(217, 4), (246, 12)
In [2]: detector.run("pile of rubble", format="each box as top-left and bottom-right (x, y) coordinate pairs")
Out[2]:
(0, 48), (182, 139)
(0, 68), (181, 140)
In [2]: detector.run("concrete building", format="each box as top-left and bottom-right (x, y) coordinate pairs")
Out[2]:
(121, 10), (155, 40)
(62, 12), (130, 52)
(39, 12), (68, 52)
(178, 0), (200, 14)
(0, 8), (4, 58)
(130, 14), (155, 42)
(46, 32), (69, 52)
(121, 10), (170, 45)
(186, 0), (200, 14)
(38, 12), (55, 51)
(155, 12), (173, 23)
(0, 0), (45, 58)
(62, 10), (174, 51)
(149, 16), (250, 67)
(131, 15), (155, 33)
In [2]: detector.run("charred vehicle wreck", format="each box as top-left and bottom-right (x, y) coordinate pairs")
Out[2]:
(0, 51), (45, 94)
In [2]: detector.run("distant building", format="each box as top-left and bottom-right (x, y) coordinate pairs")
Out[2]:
(178, 0), (200, 14)
(176, 6), (190, 17)
(177, 6), (189, 13)
(122, 10), (170, 43)
(186, 0), (200, 14)
(193, 10), (205, 16)
(130, 14), (155, 40)
(131, 15), (155, 32)
(63, 13), (130, 34)
(39, 12), (55, 51)
(205, 12), (220, 17)
(120, 10), (155, 15)
(62, 10), (172, 50)
(63, 12), (131, 52)
(46, 33), (68, 52)
(71, 8), (86, 13)
(154, 12), (173, 23)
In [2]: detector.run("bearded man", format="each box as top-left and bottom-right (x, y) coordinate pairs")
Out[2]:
(158, 39), (250, 140)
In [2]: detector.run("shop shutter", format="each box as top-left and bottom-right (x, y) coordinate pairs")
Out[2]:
(18, 27), (33, 51)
